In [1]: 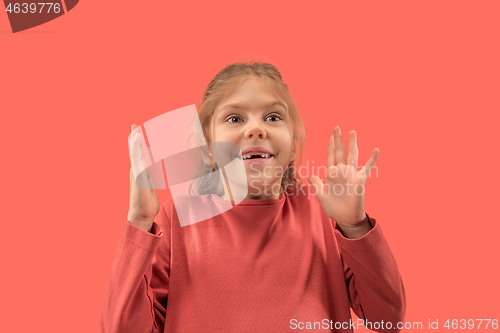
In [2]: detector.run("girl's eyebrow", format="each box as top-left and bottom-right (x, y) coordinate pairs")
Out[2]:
(219, 101), (287, 112)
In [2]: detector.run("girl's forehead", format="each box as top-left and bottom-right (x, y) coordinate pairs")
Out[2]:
(216, 78), (285, 109)
(216, 100), (288, 115)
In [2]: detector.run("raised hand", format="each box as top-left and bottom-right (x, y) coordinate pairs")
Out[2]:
(308, 126), (379, 237)
(127, 124), (160, 232)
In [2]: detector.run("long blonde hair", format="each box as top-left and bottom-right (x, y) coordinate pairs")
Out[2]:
(189, 62), (305, 196)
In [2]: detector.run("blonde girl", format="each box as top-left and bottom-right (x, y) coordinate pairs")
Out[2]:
(101, 62), (405, 333)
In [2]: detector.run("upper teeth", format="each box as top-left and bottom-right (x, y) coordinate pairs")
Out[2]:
(242, 153), (270, 159)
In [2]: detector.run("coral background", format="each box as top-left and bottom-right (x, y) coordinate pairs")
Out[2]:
(1, 1), (499, 332)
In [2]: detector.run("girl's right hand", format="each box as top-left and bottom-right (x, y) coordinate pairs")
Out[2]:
(126, 124), (160, 232)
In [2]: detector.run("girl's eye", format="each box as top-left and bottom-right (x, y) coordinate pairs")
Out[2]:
(226, 115), (243, 123)
(225, 113), (282, 123)
(265, 113), (282, 122)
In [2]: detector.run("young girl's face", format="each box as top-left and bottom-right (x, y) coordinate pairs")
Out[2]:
(210, 77), (294, 199)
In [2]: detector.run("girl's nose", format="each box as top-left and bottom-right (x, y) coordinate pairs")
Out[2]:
(245, 123), (266, 140)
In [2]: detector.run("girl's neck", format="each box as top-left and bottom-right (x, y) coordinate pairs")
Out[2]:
(220, 182), (283, 201)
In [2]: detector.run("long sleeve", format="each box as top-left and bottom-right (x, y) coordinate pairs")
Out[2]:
(334, 214), (406, 332)
(100, 205), (171, 333)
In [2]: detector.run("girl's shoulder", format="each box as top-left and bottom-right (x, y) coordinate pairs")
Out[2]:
(160, 193), (232, 227)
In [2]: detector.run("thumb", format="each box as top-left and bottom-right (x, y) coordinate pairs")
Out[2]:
(307, 175), (324, 196)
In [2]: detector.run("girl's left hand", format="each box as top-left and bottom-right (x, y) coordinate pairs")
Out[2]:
(308, 126), (379, 229)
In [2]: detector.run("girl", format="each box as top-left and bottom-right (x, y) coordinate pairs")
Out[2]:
(100, 62), (406, 333)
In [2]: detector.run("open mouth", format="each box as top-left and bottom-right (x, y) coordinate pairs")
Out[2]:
(240, 153), (274, 160)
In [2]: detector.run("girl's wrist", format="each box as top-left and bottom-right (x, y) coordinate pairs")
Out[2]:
(336, 214), (371, 239)
(126, 216), (154, 232)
